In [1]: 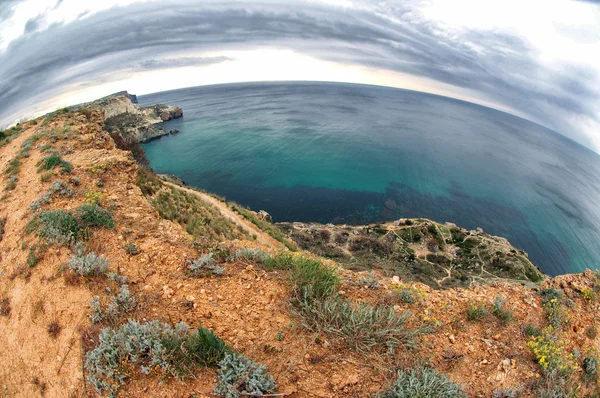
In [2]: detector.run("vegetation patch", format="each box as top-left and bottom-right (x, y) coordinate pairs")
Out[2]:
(466, 301), (488, 321)
(377, 367), (467, 398)
(527, 327), (578, 375)
(0, 216), (6, 241)
(37, 154), (72, 174)
(492, 295), (513, 326)
(85, 320), (231, 395)
(67, 252), (109, 276)
(187, 253), (225, 276)
(214, 353), (277, 398)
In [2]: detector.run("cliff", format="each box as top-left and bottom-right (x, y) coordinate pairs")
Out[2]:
(78, 91), (183, 142)
(0, 105), (598, 398)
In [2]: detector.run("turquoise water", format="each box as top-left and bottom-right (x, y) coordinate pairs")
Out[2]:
(140, 82), (600, 276)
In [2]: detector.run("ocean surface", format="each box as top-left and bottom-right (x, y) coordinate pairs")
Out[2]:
(139, 82), (600, 276)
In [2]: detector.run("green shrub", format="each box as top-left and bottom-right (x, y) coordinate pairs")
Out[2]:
(85, 320), (229, 395)
(187, 253), (225, 276)
(263, 252), (294, 270)
(399, 289), (415, 304)
(37, 154), (72, 174)
(492, 295), (513, 326)
(27, 209), (83, 244)
(123, 242), (138, 255)
(48, 179), (74, 197)
(377, 367), (467, 398)
(229, 247), (269, 263)
(585, 326), (597, 339)
(493, 388), (521, 398)
(77, 204), (114, 229)
(466, 301), (487, 321)
(0, 216), (6, 241)
(89, 296), (104, 323)
(28, 193), (52, 211)
(297, 294), (415, 352)
(527, 327), (577, 375)
(6, 175), (17, 190)
(289, 257), (339, 302)
(67, 252), (109, 276)
(523, 323), (542, 337)
(214, 353), (276, 398)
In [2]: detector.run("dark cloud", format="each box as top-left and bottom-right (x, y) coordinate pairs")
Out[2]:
(138, 56), (233, 70)
(0, 0), (598, 149)
(24, 14), (43, 33)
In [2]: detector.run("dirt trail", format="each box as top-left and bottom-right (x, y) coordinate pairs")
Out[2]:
(163, 181), (282, 249)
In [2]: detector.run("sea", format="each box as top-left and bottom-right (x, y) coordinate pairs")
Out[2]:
(139, 81), (600, 276)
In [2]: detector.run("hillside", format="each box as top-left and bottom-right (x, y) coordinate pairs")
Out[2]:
(0, 103), (599, 398)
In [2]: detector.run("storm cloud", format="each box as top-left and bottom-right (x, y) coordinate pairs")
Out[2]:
(0, 0), (598, 150)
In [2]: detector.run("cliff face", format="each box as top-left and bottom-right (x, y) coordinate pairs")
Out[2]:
(0, 105), (599, 398)
(82, 91), (183, 142)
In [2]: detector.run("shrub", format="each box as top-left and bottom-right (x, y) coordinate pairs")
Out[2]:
(289, 257), (339, 302)
(6, 175), (17, 190)
(583, 356), (597, 376)
(539, 288), (563, 304)
(48, 179), (74, 197)
(0, 216), (6, 241)
(187, 253), (225, 276)
(89, 296), (104, 323)
(263, 252), (294, 271)
(492, 295), (513, 326)
(296, 295), (415, 352)
(399, 289), (415, 304)
(106, 272), (127, 284)
(67, 252), (109, 276)
(523, 323), (542, 337)
(214, 353), (276, 398)
(586, 326), (597, 339)
(37, 154), (72, 174)
(466, 301), (487, 321)
(534, 370), (575, 398)
(47, 320), (62, 339)
(77, 204), (114, 229)
(84, 191), (103, 205)
(114, 284), (137, 313)
(527, 327), (578, 375)
(543, 298), (569, 329)
(377, 367), (467, 398)
(0, 298), (10, 316)
(28, 193), (52, 211)
(27, 209), (83, 245)
(85, 320), (229, 395)
(124, 242), (138, 255)
(229, 247), (269, 263)
(493, 388), (521, 398)
(359, 271), (381, 289)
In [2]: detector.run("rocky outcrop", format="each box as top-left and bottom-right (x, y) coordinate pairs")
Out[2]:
(78, 91), (183, 142)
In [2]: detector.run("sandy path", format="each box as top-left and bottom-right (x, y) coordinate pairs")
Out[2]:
(163, 181), (282, 249)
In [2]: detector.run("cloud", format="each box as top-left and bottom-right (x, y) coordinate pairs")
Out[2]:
(0, 0), (598, 150)
(138, 56), (233, 70)
(24, 14), (43, 33)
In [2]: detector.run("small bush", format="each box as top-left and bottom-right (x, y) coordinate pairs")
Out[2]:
(28, 193), (52, 211)
(67, 252), (109, 276)
(214, 353), (276, 398)
(377, 367), (467, 398)
(527, 327), (578, 375)
(586, 326), (597, 339)
(0, 216), (6, 241)
(85, 320), (230, 395)
(466, 301), (487, 321)
(493, 388), (521, 398)
(0, 298), (10, 316)
(399, 289), (415, 304)
(48, 179), (74, 197)
(47, 320), (62, 339)
(263, 252), (294, 270)
(6, 175), (17, 190)
(296, 295), (415, 352)
(84, 191), (103, 205)
(37, 154), (72, 174)
(543, 298), (569, 329)
(229, 247), (269, 263)
(289, 257), (339, 302)
(77, 204), (114, 229)
(40, 172), (52, 183)
(89, 296), (104, 323)
(123, 242), (138, 255)
(492, 295), (513, 326)
(27, 209), (83, 244)
(539, 288), (563, 304)
(187, 253), (225, 276)
(114, 284), (137, 313)
(523, 323), (542, 337)
(583, 356), (597, 376)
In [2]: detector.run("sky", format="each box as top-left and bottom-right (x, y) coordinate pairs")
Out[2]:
(0, 0), (599, 151)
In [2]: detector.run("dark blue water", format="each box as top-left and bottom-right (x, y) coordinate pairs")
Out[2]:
(139, 82), (600, 276)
